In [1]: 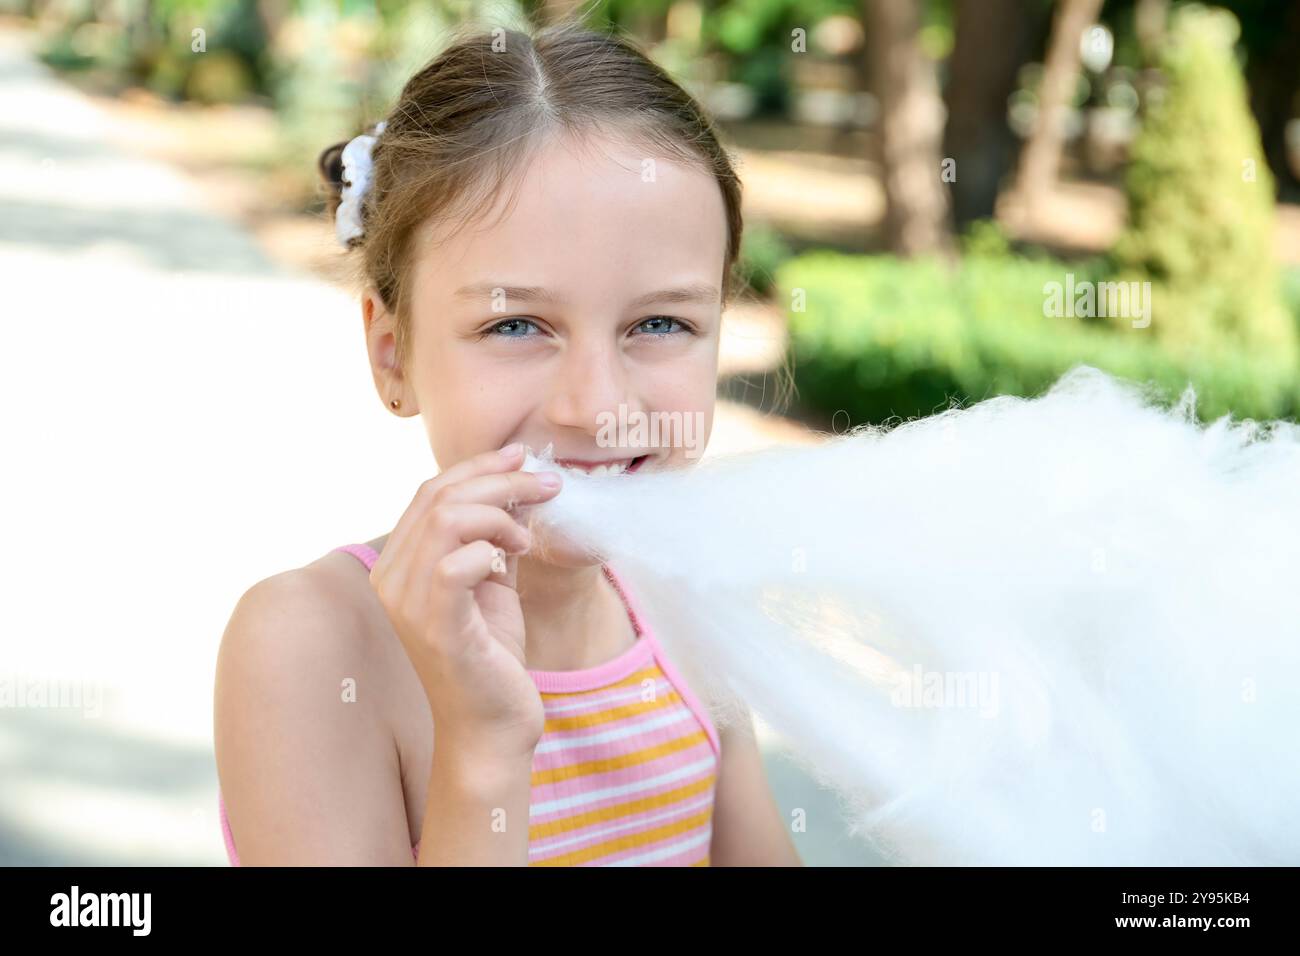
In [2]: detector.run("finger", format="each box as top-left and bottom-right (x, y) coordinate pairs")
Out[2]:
(369, 510), (420, 610)
(486, 542), (519, 591)
(373, 443), (527, 581)
(418, 503), (532, 563)
(428, 469), (563, 517)
(423, 443), (532, 499)
(382, 501), (531, 623)
(422, 541), (519, 658)
(431, 540), (519, 616)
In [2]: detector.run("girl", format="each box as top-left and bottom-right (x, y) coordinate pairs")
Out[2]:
(213, 19), (801, 866)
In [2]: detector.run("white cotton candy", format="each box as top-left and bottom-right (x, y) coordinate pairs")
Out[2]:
(513, 365), (1300, 865)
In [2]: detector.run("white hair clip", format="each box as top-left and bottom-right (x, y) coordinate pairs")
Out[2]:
(336, 119), (387, 248)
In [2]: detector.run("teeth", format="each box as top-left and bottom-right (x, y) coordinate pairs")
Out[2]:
(556, 455), (642, 473)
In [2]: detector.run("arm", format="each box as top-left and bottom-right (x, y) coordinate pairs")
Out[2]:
(416, 733), (533, 866)
(214, 569), (420, 865)
(708, 705), (803, 866)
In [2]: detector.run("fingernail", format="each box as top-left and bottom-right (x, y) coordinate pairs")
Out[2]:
(501, 442), (523, 458)
(538, 472), (562, 490)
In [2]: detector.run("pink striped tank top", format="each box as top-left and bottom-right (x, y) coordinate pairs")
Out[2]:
(218, 543), (720, 866)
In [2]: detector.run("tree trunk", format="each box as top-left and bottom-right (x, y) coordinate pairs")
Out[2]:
(943, 0), (1049, 229)
(1134, 0), (1169, 65)
(1246, 1), (1300, 201)
(1012, 0), (1105, 211)
(866, 0), (954, 258)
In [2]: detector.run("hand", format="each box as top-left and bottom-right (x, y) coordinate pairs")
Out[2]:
(369, 443), (563, 759)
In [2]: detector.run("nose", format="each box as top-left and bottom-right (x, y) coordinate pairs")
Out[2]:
(543, 334), (637, 436)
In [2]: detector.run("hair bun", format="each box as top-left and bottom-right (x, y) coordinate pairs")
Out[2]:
(317, 140), (348, 190)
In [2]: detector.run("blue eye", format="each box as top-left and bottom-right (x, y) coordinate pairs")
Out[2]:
(478, 315), (696, 340)
(482, 318), (541, 338)
(636, 316), (693, 336)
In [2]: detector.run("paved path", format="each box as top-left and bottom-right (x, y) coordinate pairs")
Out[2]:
(0, 25), (878, 866)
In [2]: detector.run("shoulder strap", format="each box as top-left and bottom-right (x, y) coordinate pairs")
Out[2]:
(333, 543), (380, 571)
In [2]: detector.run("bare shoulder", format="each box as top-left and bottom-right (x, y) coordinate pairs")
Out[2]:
(220, 553), (369, 652)
(215, 555), (379, 701)
(213, 552), (414, 864)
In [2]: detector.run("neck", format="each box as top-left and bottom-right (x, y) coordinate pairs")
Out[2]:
(515, 556), (627, 671)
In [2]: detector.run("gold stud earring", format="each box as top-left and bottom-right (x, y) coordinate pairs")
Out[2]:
(389, 398), (401, 410)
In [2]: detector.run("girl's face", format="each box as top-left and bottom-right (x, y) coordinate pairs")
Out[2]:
(375, 129), (728, 566)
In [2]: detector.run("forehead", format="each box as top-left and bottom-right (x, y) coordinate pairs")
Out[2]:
(413, 129), (728, 301)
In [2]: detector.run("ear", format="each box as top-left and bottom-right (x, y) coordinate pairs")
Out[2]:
(362, 288), (418, 416)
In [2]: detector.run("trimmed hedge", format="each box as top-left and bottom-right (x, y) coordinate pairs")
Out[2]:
(777, 250), (1300, 426)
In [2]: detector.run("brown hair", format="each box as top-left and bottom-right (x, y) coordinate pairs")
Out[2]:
(319, 17), (793, 414)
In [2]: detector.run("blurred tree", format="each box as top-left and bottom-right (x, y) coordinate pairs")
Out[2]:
(1112, 4), (1295, 364)
(1011, 0), (1103, 210)
(185, 0), (268, 102)
(269, 0), (355, 201)
(942, 0), (1050, 228)
(1241, 0), (1300, 200)
(865, 0), (954, 257)
(691, 0), (860, 119)
(1133, 0), (1168, 63)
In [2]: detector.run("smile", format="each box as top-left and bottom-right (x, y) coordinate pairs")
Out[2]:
(553, 455), (649, 476)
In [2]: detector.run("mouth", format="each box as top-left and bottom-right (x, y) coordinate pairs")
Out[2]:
(553, 454), (650, 476)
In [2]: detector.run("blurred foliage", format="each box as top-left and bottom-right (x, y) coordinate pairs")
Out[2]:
(17, 0), (1300, 418)
(32, 0), (268, 102)
(19, 0), (1300, 144)
(184, 47), (257, 104)
(152, 0), (267, 101)
(1110, 4), (1296, 366)
(269, 0), (527, 206)
(733, 44), (790, 115)
(697, 0), (858, 117)
(702, 0), (851, 55)
(959, 218), (1014, 259)
(589, 0), (676, 30)
(268, 0), (358, 203)
(777, 250), (1300, 426)
(369, 0), (530, 108)
(736, 222), (795, 297)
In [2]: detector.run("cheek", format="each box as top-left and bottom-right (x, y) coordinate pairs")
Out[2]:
(638, 357), (716, 438)
(418, 356), (535, 468)
(427, 349), (530, 415)
(641, 350), (716, 400)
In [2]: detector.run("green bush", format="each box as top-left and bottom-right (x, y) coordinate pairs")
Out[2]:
(1112, 4), (1296, 366)
(735, 223), (794, 297)
(1282, 266), (1300, 330)
(959, 219), (1013, 259)
(776, 250), (1299, 426)
(185, 49), (255, 104)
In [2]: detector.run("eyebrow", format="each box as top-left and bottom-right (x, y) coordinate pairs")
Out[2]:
(453, 282), (720, 309)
